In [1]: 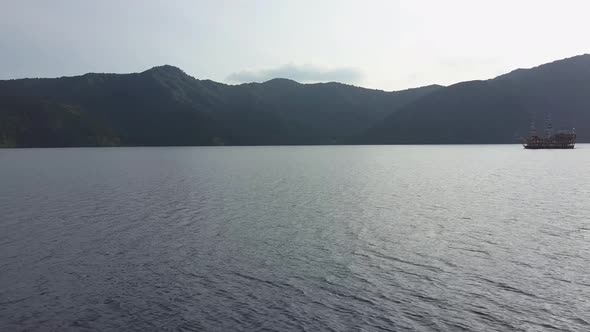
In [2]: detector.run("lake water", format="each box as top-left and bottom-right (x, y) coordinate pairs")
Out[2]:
(1, 145), (590, 331)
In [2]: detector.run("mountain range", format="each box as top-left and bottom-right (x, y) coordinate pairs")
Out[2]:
(1, 54), (589, 147)
(362, 55), (590, 144)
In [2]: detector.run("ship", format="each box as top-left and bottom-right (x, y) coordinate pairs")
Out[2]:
(522, 115), (576, 149)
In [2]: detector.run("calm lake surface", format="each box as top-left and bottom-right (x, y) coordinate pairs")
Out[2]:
(1, 145), (590, 331)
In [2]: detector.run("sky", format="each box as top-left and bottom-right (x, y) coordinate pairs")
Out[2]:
(1, 0), (589, 91)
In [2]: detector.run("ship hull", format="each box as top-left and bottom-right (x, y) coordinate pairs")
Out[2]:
(522, 133), (576, 149)
(523, 144), (575, 149)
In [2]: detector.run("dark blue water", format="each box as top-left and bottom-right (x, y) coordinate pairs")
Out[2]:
(1, 145), (590, 331)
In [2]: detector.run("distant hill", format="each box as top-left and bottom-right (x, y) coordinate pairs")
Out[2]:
(1, 55), (590, 147)
(0, 66), (441, 147)
(0, 97), (119, 148)
(361, 54), (590, 144)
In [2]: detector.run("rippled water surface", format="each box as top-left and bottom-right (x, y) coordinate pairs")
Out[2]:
(1, 145), (590, 331)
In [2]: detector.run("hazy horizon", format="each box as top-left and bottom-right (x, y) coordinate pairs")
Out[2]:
(2, 0), (589, 90)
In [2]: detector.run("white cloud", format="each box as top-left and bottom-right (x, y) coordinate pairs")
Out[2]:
(226, 64), (363, 84)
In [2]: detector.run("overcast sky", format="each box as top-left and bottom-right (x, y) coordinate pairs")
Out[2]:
(1, 0), (589, 90)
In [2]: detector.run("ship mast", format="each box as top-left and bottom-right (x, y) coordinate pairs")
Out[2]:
(544, 114), (553, 138)
(529, 114), (537, 137)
